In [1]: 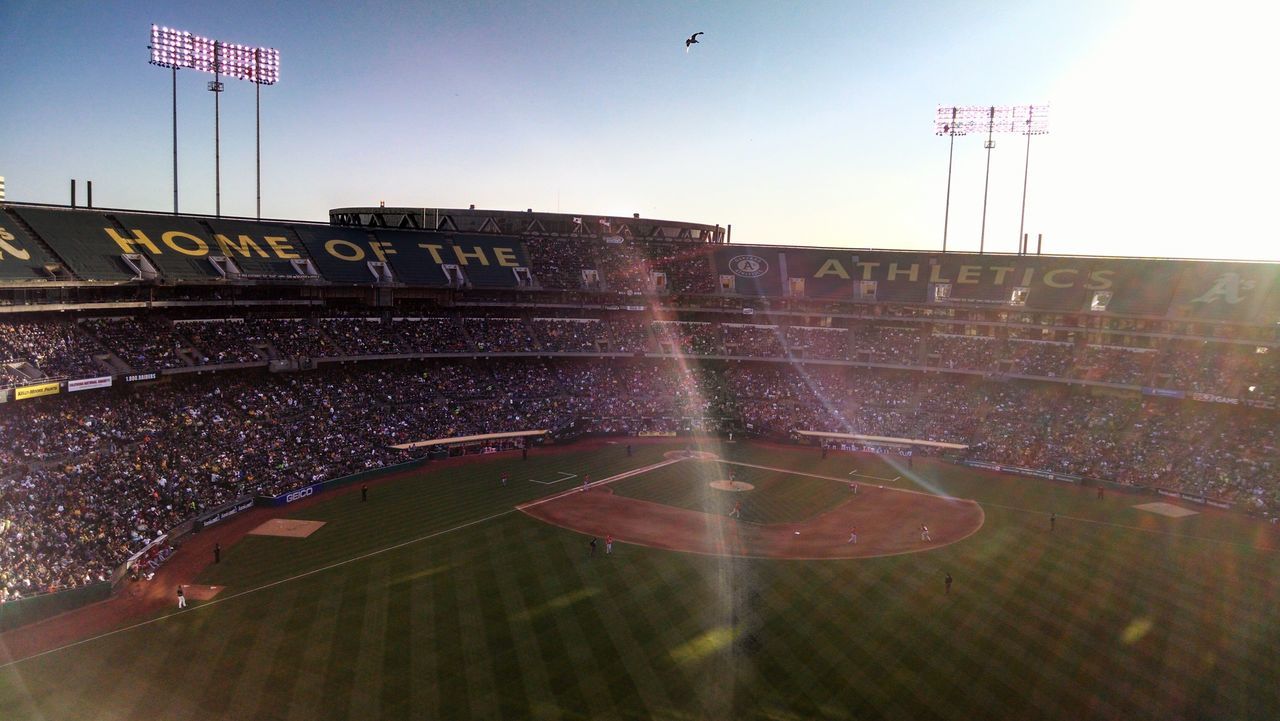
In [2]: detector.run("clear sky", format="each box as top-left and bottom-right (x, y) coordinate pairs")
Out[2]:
(1, 0), (1277, 260)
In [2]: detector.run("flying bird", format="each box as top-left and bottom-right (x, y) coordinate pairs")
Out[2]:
(685, 32), (704, 52)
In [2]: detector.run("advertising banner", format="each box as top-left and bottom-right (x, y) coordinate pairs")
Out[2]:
(196, 498), (254, 528)
(15, 381), (60, 400)
(68, 376), (113, 392)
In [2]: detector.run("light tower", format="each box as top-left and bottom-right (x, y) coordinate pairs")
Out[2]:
(935, 104), (1048, 254)
(149, 25), (280, 217)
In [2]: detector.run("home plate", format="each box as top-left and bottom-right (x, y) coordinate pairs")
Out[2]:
(181, 585), (224, 601)
(1134, 502), (1199, 518)
(248, 519), (327, 537)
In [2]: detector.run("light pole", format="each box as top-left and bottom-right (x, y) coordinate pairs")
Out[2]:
(934, 107), (965, 253)
(1016, 106), (1050, 251)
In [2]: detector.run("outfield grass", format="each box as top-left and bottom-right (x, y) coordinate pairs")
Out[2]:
(2, 439), (1278, 720)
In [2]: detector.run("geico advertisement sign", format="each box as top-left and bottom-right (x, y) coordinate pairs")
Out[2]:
(284, 486), (315, 504)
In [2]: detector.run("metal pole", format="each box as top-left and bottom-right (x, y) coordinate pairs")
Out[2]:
(172, 65), (179, 214)
(214, 67), (221, 218)
(979, 107), (995, 255)
(942, 131), (955, 253)
(1017, 120), (1032, 251)
(256, 79), (261, 220)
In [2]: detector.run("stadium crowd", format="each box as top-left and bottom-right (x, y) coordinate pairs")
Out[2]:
(2, 319), (1279, 602)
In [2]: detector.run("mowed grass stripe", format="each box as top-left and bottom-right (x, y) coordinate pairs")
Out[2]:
(407, 552), (442, 718)
(377, 554), (417, 720)
(488, 519), (561, 720)
(529, 531), (616, 719)
(345, 559), (391, 720)
(220, 584), (302, 721)
(283, 580), (345, 721)
(249, 575), (329, 721)
(453, 538), (503, 720)
(318, 561), (376, 719)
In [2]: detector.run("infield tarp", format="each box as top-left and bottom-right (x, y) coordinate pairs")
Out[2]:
(12, 207), (138, 280)
(0, 210), (61, 280)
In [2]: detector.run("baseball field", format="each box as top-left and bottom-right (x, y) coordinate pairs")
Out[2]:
(2, 439), (1278, 720)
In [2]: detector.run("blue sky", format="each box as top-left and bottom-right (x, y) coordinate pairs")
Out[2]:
(2, 0), (1277, 260)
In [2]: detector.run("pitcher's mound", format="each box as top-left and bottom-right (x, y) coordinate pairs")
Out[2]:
(710, 480), (754, 492)
(249, 519), (326, 538)
(181, 585), (225, 601)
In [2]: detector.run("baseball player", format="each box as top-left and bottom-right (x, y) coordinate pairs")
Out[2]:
(1050, 512), (1056, 531)
(177, 586), (186, 608)
(945, 572), (953, 595)
(501, 473), (508, 487)
(606, 534), (614, 554)
(729, 501), (742, 519)
(920, 524), (932, 542)
(849, 482), (858, 495)
(582, 475), (591, 493)
(847, 527), (857, 544)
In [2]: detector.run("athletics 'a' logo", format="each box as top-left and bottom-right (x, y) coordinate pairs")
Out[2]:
(1189, 273), (1256, 305)
(729, 255), (769, 278)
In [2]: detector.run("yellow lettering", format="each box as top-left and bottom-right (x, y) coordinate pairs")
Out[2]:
(418, 244), (445, 263)
(990, 266), (1015, 285)
(887, 262), (918, 282)
(494, 247), (518, 267)
(928, 264), (950, 283)
(0, 230), (30, 261)
(453, 246), (489, 265)
(956, 265), (982, 284)
(369, 241), (396, 262)
(215, 234), (267, 258)
(325, 238), (365, 261)
(857, 262), (880, 280)
(162, 231), (208, 256)
(265, 236), (300, 259)
(104, 228), (161, 255)
(1085, 269), (1114, 290)
(1043, 268), (1078, 288)
(814, 259), (850, 279)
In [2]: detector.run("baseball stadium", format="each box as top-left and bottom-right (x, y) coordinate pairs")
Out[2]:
(2, 4), (1280, 721)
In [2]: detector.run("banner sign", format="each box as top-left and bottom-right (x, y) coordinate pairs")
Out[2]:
(125, 372), (159, 383)
(962, 460), (1078, 483)
(68, 376), (113, 392)
(1189, 392), (1240, 405)
(260, 482), (322, 507)
(15, 381), (60, 400)
(1142, 387), (1186, 399)
(196, 498), (254, 528)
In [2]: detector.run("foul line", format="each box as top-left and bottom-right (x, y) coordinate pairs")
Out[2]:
(720, 461), (953, 499)
(528, 471), (577, 485)
(517, 458), (683, 510)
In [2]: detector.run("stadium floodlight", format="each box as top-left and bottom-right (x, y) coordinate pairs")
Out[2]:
(935, 104), (1049, 254)
(148, 24), (281, 217)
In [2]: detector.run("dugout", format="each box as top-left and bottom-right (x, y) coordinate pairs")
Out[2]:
(390, 429), (549, 460)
